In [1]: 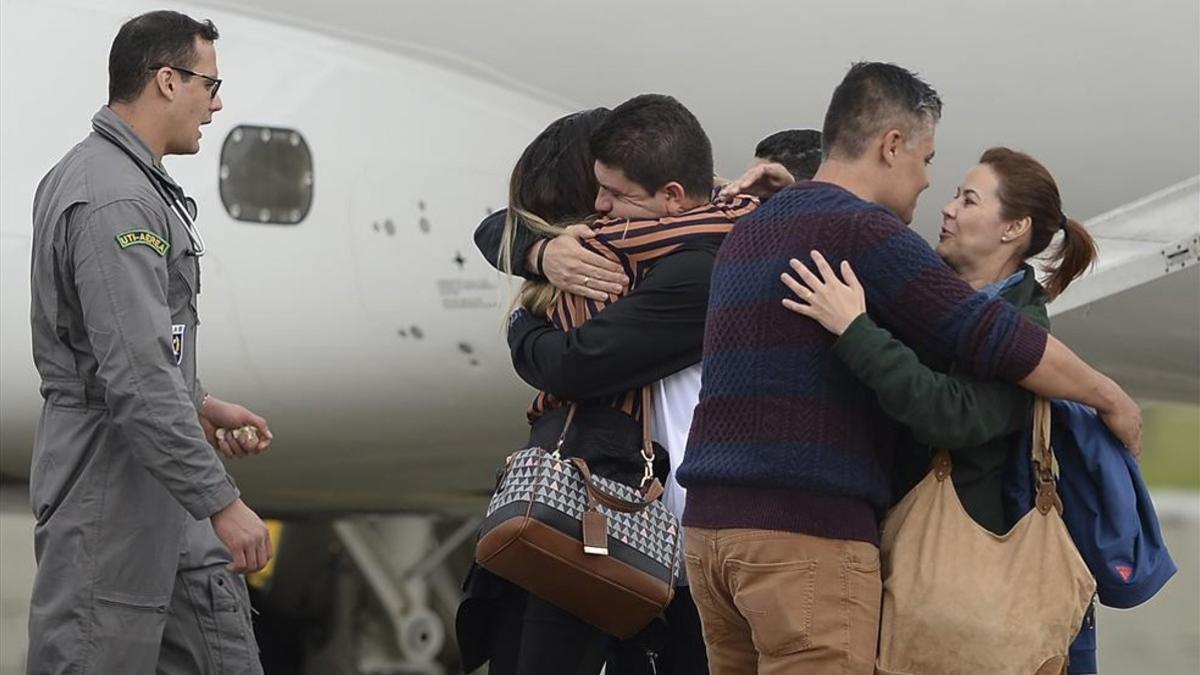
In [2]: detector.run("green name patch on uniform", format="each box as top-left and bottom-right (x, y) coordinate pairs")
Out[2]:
(115, 229), (170, 256)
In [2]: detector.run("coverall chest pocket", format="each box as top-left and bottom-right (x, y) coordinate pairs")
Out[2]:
(167, 250), (200, 325)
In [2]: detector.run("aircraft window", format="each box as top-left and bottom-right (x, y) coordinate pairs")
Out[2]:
(219, 126), (313, 225)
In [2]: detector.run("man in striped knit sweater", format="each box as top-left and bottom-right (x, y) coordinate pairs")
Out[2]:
(676, 62), (1142, 674)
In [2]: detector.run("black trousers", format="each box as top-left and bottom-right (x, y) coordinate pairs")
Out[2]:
(608, 586), (709, 675)
(484, 587), (708, 675)
(511, 594), (612, 675)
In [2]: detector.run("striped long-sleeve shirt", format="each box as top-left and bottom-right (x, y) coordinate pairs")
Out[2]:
(677, 182), (1048, 544)
(528, 196), (758, 422)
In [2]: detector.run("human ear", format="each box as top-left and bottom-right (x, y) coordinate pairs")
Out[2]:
(661, 182), (687, 214)
(153, 68), (177, 100)
(881, 130), (903, 167)
(1003, 216), (1032, 243)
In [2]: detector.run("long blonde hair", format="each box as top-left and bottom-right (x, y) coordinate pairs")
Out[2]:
(500, 209), (565, 317)
(499, 108), (610, 317)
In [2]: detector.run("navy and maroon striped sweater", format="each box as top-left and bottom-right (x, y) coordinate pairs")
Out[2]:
(677, 181), (1048, 544)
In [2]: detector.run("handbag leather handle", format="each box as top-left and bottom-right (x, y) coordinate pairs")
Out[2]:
(569, 457), (664, 513)
(553, 386), (658, 489)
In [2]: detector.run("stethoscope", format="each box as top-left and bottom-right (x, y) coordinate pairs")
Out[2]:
(166, 191), (206, 257)
(94, 124), (206, 257)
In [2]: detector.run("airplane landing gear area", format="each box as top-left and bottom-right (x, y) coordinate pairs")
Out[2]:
(253, 514), (480, 675)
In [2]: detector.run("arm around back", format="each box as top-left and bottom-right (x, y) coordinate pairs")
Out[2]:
(834, 314), (1035, 449)
(843, 215), (1047, 384)
(508, 247), (714, 399)
(840, 214), (1140, 452)
(474, 208), (537, 275)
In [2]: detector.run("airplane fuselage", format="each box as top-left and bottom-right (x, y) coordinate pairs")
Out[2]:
(0, 0), (561, 515)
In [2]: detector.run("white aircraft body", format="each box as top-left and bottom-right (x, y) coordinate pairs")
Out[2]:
(0, 0), (1196, 671)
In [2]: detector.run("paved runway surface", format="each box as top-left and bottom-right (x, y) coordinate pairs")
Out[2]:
(1, 483), (1196, 674)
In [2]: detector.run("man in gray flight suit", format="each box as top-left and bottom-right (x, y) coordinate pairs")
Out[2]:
(28, 10), (274, 674)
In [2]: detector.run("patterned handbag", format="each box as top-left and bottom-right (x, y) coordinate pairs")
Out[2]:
(474, 388), (682, 639)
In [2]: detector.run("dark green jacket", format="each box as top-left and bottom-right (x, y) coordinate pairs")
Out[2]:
(833, 265), (1049, 534)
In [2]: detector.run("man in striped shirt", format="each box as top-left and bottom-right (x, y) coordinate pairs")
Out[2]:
(474, 94), (766, 674)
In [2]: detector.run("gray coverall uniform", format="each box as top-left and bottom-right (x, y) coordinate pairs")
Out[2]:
(26, 106), (262, 674)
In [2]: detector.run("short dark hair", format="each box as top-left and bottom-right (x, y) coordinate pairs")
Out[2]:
(589, 94), (713, 198)
(108, 10), (220, 104)
(754, 129), (823, 180)
(822, 62), (942, 161)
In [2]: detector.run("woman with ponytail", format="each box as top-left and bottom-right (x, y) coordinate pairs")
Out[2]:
(938, 146), (1098, 302)
(781, 147), (1101, 671)
(783, 146), (1097, 534)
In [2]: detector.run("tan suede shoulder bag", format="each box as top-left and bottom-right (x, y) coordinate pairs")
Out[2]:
(876, 398), (1096, 675)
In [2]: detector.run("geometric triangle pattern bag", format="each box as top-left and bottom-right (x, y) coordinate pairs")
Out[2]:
(474, 388), (682, 639)
(876, 398), (1096, 675)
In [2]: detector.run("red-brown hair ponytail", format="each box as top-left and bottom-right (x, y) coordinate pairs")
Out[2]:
(980, 147), (1098, 299)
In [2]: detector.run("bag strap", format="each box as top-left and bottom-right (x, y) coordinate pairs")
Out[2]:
(552, 388), (658, 489)
(551, 404), (579, 460)
(1031, 397), (1063, 515)
(638, 386), (656, 488)
(569, 457), (664, 511)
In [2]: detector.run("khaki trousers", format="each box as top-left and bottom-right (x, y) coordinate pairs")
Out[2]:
(683, 527), (881, 675)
